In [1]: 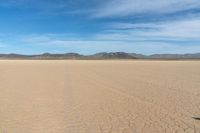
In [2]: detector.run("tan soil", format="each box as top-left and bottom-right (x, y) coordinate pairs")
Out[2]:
(0, 60), (199, 133)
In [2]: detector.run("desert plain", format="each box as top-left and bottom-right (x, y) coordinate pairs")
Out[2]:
(0, 60), (199, 133)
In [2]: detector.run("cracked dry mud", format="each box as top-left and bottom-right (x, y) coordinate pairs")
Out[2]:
(0, 60), (199, 133)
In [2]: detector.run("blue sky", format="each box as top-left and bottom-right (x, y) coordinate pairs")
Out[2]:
(0, 0), (200, 55)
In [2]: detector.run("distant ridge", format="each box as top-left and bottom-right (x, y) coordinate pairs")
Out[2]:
(88, 52), (137, 59)
(0, 52), (200, 60)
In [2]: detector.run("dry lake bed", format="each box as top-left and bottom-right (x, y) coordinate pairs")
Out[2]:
(0, 60), (200, 133)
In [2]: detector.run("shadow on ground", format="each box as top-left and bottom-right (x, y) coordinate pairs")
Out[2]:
(192, 117), (200, 120)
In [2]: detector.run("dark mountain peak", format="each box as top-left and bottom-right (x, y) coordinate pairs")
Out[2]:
(91, 52), (137, 59)
(42, 53), (51, 56)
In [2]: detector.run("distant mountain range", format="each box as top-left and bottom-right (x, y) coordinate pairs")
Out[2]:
(0, 52), (200, 60)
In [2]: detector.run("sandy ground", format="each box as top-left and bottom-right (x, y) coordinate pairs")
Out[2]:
(0, 60), (199, 133)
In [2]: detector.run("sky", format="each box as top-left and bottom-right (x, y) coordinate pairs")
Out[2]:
(0, 0), (200, 55)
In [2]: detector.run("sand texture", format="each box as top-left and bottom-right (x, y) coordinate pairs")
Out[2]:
(0, 60), (200, 133)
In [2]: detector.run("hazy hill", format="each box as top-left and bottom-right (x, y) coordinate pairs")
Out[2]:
(149, 53), (200, 59)
(0, 52), (200, 60)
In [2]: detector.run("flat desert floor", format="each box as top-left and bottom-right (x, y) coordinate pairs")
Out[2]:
(0, 60), (200, 133)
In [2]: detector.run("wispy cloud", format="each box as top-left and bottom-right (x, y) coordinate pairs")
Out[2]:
(0, 0), (200, 54)
(92, 0), (200, 18)
(100, 17), (200, 41)
(15, 29), (200, 54)
(2, 0), (200, 20)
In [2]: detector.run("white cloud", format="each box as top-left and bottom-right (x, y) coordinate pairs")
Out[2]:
(18, 15), (200, 54)
(18, 31), (200, 55)
(145, 19), (200, 38)
(99, 17), (200, 41)
(92, 0), (200, 18)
